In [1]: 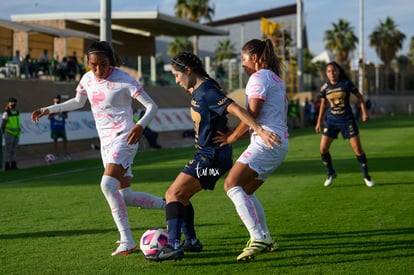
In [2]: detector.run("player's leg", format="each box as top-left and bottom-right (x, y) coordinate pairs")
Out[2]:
(101, 163), (137, 256)
(320, 134), (337, 186)
(349, 136), (375, 187)
(118, 176), (166, 209)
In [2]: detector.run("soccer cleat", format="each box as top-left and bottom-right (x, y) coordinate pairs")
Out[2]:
(146, 245), (184, 262)
(324, 172), (337, 187)
(182, 239), (203, 252)
(364, 176), (375, 187)
(262, 235), (278, 252)
(236, 238), (274, 263)
(111, 241), (137, 256)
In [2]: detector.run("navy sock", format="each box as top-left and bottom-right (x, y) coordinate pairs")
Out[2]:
(182, 203), (196, 242)
(356, 154), (370, 178)
(321, 152), (335, 175)
(166, 201), (184, 249)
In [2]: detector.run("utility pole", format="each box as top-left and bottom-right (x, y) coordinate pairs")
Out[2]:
(358, 0), (364, 95)
(100, 0), (112, 44)
(296, 0), (304, 93)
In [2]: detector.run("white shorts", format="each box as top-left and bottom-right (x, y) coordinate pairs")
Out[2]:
(100, 134), (139, 178)
(237, 133), (288, 181)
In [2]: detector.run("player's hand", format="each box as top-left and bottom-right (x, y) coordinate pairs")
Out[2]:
(127, 124), (144, 145)
(258, 129), (281, 150)
(31, 108), (49, 122)
(213, 130), (237, 147)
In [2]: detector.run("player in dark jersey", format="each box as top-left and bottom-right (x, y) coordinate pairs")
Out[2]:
(315, 61), (374, 187)
(145, 52), (280, 262)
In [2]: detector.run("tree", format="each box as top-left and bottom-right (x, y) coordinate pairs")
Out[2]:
(214, 39), (237, 61)
(324, 19), (358, 69)
(369, 17), (406, 91)
(167, 37), (193, 57)
(174, 0), (215, 55)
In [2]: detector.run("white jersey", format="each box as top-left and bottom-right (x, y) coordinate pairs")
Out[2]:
(76, 68), (146, 146)
(245, 69), (289, 145)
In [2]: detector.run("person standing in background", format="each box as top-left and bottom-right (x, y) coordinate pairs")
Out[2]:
(1, 97), (21, 171)
(315, 61), (374, 187)
(48, 95), (70, 160)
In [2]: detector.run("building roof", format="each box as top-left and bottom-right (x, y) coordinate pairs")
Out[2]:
(0, 18), (100, 39)
(11, 11), (228, 37)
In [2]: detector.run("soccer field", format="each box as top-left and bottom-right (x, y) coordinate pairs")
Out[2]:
(1, 115), (413, 274)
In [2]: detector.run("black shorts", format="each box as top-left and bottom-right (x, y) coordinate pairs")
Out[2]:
(323, 119), (359, 139)
(182, 145), (233, 190)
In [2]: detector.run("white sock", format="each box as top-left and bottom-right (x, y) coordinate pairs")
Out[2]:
(100, 175), (134, 244)
(227, 186), (264, 240)
(249, 194), (271, 239)
(119, 187), (166, 209)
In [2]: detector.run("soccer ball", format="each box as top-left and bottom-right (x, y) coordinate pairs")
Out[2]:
(44, 154), (56, 164)
(139, 228), (169, 256)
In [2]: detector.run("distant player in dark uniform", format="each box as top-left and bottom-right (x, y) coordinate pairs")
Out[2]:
(48, 95), (70, 159)
(315, 61), (374, 187)
(145, 52), (280, 262)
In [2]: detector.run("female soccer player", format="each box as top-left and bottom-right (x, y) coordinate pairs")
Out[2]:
(146, 51), (280, 262)
(31, 41), (166, 256)
(214, 39), (289, 262)
(315, 61), (374, 187)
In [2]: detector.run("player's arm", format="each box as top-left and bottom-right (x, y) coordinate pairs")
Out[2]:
(315, 98), (326, 133)
(354, 92), (369, 122)
(216, 102), (280, 149)
(32, 92), (86, 122)
(127, 91), (158, 145)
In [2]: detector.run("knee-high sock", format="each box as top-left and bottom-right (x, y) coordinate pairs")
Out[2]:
(249, 194), (271, 238)
(166, 201), (184, 249)
(100, 175), (133, 243)
(119, 187), (166, 209)
(356, 154), (370, 178)
(321, 152), (335, 175)
(182, 203), (196, 242)
(227, 186), (264, 240)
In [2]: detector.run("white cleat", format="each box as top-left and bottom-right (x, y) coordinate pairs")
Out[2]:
(364, 177), (375, 187)
(324, 173), (337, 187)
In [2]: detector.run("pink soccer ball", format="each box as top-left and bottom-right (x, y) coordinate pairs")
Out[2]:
(44, 154), (56, 164)
(139, 228), (169, 256)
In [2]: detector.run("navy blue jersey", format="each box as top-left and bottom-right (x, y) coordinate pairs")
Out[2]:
(50, 113), (67, 131)
(319, 79), (357, 123)
(190, 80), (233, 158)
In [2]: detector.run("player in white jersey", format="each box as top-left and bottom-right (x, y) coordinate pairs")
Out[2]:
(31, 41), (166, 256)
(214, 39), (289, 262)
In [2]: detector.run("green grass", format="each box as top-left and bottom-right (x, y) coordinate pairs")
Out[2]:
(1, 115), (413, 274)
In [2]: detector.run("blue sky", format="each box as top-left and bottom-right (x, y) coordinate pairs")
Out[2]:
(0, 0), (412, 63)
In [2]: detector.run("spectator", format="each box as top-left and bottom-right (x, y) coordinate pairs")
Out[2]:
(57, 57), (68, 81)
(1, 97), (21, 170)
(38, 49), (50, 75)
(48, 95), (70, 160)
(134, 110), (162, 149)
(68, 51), (79, 80)
(22, 54), (36, 78)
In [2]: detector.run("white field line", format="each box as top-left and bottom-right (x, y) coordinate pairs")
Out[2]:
(2, 150), (191, 184)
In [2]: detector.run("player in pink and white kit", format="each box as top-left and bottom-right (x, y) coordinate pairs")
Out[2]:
(214, 39), (289, 262)
(31, 41), (166, 256)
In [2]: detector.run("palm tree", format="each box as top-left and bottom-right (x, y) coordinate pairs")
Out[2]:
(369, 17), (406, 91)
(174, 0), (215, 55)
(324, 19), (358, 69)
(167, 37), (194, 57)
(214, 39), (237, 61)
(409, 36), (414, 65)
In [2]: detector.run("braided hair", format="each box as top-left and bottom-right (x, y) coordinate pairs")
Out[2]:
(86, 41), (122, 67)
(242, 39), (283, 77)
(171, 51), (223, 90)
